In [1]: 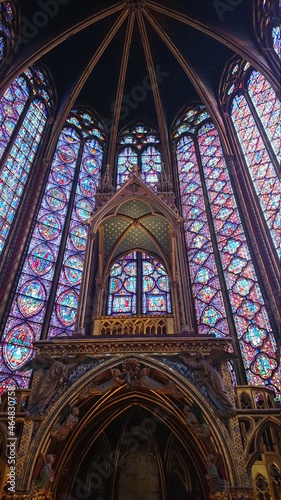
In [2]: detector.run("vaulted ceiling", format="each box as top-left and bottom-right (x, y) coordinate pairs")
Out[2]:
(6, 0), (263, 137)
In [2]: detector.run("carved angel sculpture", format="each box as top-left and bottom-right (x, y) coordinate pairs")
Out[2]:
(180, 350), (237, 415)
(19, 353), (95, 416)
(30, 453), (55, 498)
(50, 406), (79, 441)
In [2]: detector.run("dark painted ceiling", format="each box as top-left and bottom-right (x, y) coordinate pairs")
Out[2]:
(13, 0), (259, 132)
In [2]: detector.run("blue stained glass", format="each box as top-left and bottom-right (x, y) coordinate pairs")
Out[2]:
(0, 110), (103, 387)
(112, 295), (133, 313)
(141, 146), (162, 191)
(197, 122), (279, 391)
(17, 280), (46, 317)
(0, 2), (15, 65)
(48, 135), (103, 337)
(107, 252), (171, 315)
(0, 95), (48, 253)
(0, 126), (79, 388)
(2, 323), (34, 372)
(272, 26), (280, 58)
(0, 77), (29, 160)
(28, 243), (54, 276)
(201, 306), (222, 327)
(142, 254), (171, 314)
(117, 148), (138, 187)
(243, 325), (267, 348)
(108, 253), (137, 315)
(56, 290), (79, 326)
(231, 94), (280, 256)
(117, 126), (162, 189)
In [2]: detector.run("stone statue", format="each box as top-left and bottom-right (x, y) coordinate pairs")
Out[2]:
(180, 351), (236, 415)
(19, 353), (95, 416)
(79, 359), (184, 401)
(136, 367), (184, 397)
(50, 406), (79, 441)
(31, 453), (55, 498)
(79, 368), (127, 401)
(206, 453), (228, 496)
(183, 404), (211, 440)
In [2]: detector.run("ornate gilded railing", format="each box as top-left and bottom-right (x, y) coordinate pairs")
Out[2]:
(93, 315), (174, 336)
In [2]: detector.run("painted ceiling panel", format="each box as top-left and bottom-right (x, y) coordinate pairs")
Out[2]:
(111, 225), (160, 262)
(141, 216), (170, 256)
(103, 217), (132, 258)
(117, 199), (152, 218)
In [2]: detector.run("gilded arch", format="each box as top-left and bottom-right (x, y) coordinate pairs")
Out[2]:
(17, 351), (249, 497)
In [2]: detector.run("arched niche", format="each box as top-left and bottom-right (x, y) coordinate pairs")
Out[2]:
(76, 174), (194, 336)
(20, 354), (243, 497)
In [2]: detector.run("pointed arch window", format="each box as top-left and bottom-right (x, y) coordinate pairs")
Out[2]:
(270, 464), (281, 500)
(174, 106), (279, 392)
(221, 59), (280, 257)
(255, 0), (280, 60)
(117, 125), (162, 190)
(107, 252), (171, 316)
(255, 475), (271, 500)
(0, 2), (15, 66)
(0, 66), (53, 254)
(0, 110), (105, 392)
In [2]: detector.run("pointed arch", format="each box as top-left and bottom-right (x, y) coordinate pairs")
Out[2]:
(174, 104), (280, 392)
(0, 65), (54, 255)
(220, 57), (280, 259)
(0, 109), (105, 392)
(116, 124), (162, 190)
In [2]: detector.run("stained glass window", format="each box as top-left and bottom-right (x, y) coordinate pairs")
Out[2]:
(141, 147), (162, 191)
(142, 254), (171, 314)
(225, 62), (280, 257)
(108, 253), (137, 315)
(48, 135), (103, 338)
(117, 147), (138, 187)
(176, 130), (229, 337)
(0, 111), (104, 392)
(107, 252), (171, 316)
(175, 106), (280, 393)
(272, 26), (280, 58)
(117, 125), (162, 190)
(0, 67), (52, 254)
(0, 2), (15, 65)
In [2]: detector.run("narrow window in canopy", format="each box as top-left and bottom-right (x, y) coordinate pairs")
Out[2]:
(117, 125), (162, 190)
(0, 67), (52, 254)
(0, 110), (104, 392)
(174, 106), (279, 393)
(108, 252), (137, 315)
(107, 252), (171, 316)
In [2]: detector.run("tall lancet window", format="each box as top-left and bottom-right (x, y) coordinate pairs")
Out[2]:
(0, 66), (52, 254)
(116, 125), (162, 190)
(0, 2), (15, 66)
(0, 110), (104, 392)
(107, 252), (171, 316)
(222, 59), (280, 257)
(174, 105), (279, 393)
(272, 26), (280, 58)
